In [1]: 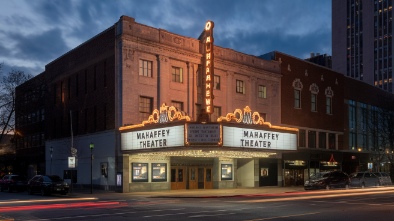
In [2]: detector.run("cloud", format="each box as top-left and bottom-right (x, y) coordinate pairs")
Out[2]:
(0, 0), (332, 76)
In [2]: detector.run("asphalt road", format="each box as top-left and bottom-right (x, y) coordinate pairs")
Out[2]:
(1, 187), (394, 221)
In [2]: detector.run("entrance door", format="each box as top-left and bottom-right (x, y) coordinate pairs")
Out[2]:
(171, 166), (186, 190)
(197, 167), (213, 189)
(189, 167), (198, 189)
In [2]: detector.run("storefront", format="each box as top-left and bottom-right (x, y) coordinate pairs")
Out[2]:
(119, 105), (298, 192)
(283, 150), (344, 186)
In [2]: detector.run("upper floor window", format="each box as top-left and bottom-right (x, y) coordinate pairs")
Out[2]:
(325, 87), (334, 114)
(211, 106), (221, 122)
(294, 89), (301, 108)
(292, 78), (303, 109)
(258, 85), (267, 98)
(139, 96), (153, 122)
(214, 75), (220, 90)
(309, 83), (319, 112)
(171, 101), (184, 111)
(236, 80), (245, 94)
(172, 66), (183, 83)
(326, 97), (332, 114)
(139, 59), (152, 77)
(311, 94), (317, 112)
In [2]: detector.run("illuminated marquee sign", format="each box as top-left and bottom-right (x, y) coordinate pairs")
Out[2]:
(186, 123), (220, 144)
(204, 21), (214, 114)
(121, 125), (184, 150)
(222, 126), (297, 150)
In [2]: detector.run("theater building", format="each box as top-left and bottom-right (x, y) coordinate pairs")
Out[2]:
(17, 15), (393, 192)
(16, 16), (300, 192)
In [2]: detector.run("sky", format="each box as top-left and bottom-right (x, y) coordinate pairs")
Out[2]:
(0, 0), (332, 77)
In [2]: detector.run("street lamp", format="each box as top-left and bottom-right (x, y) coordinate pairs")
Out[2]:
(50, 147), (53, 174)
(90, 142), (94, 194)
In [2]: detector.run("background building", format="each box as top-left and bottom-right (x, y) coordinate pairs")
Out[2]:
(332, 0), (393, 92)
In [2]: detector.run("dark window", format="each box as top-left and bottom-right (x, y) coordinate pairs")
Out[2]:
(326, 97), (332, 114)
(214, 75), (220, 90)
(294, 89), (301, 108)
(172, 66), (183, 83)
(139, 96), (153, 122)
(308, 131), (316, 148)
(311, 94), (317, 112)
(171, 101), (183, 111)
(93, 65), (97, 91)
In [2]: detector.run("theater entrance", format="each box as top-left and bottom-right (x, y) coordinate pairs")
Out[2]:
(171, 166), (213, 190)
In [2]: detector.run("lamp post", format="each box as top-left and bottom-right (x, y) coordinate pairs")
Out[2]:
(50, 147), (53, 174)
(90, 142), (94, 194)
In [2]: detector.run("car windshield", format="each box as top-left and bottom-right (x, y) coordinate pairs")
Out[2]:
(310, 172), (329, 179)
(48, 176), (63, 182)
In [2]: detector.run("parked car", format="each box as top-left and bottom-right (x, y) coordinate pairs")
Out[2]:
(27, 175), (69, 196)
(350, 171), (393, 188)
(0, 174), (27, 192)
(304, 171), (350, 190)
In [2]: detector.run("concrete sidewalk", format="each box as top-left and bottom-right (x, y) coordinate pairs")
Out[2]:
(67, 186), (306, 199)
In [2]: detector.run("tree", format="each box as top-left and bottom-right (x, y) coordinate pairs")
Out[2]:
(0, 63), (33, 144)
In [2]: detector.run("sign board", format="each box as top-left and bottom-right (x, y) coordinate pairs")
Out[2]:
(187, 124), (220, 144)
(121, 125), (184, 150)
(203, 20), (214, 114)
(222, 126), (297, 150)
(68, 157), (76, 168)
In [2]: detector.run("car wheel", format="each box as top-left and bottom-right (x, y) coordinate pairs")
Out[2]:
(40, 188), (46, 196)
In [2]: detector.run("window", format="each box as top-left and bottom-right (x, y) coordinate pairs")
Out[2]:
(308, 130), (316, 148)
(171, 101), (183, 111)
(236, 80), (245, 94)
(294, 89), (301, 108)
(258, 85), (266, 98)
(84, 69), (87, 94)
(139, 96), (153, 121)
(75, 74), (79, 97)
(103, 60), (107, 87)
(329, 133), (336, 149)
(214, 75), (220, 90)
(139, 60), (152, 77)
(211, 106), (221, 122)
(326, 97), (332, 114)
(93, 65), (97, 90)
(299, 129), (306, 147)
(172, 66), (183, 83)
(311, 94), (317, 112)
(319, 132), (326, 149)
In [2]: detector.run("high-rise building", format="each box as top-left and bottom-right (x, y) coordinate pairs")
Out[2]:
(332, 0), (393, 92)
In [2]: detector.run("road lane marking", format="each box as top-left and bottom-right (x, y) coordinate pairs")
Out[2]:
(244, 212), (320, 220)
(0, 197), (97, 205)
(240, 189), (394, 203)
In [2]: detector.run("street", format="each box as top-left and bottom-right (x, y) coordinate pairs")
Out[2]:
(1, 187), (394, 221)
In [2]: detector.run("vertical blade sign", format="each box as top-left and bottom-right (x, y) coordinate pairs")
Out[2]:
(204, 21), (214, 114)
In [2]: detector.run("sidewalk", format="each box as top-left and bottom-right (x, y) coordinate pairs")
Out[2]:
(67, 186), (306, 199)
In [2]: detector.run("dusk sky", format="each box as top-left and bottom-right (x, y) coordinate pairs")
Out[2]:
(0, 0), (331, 76)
